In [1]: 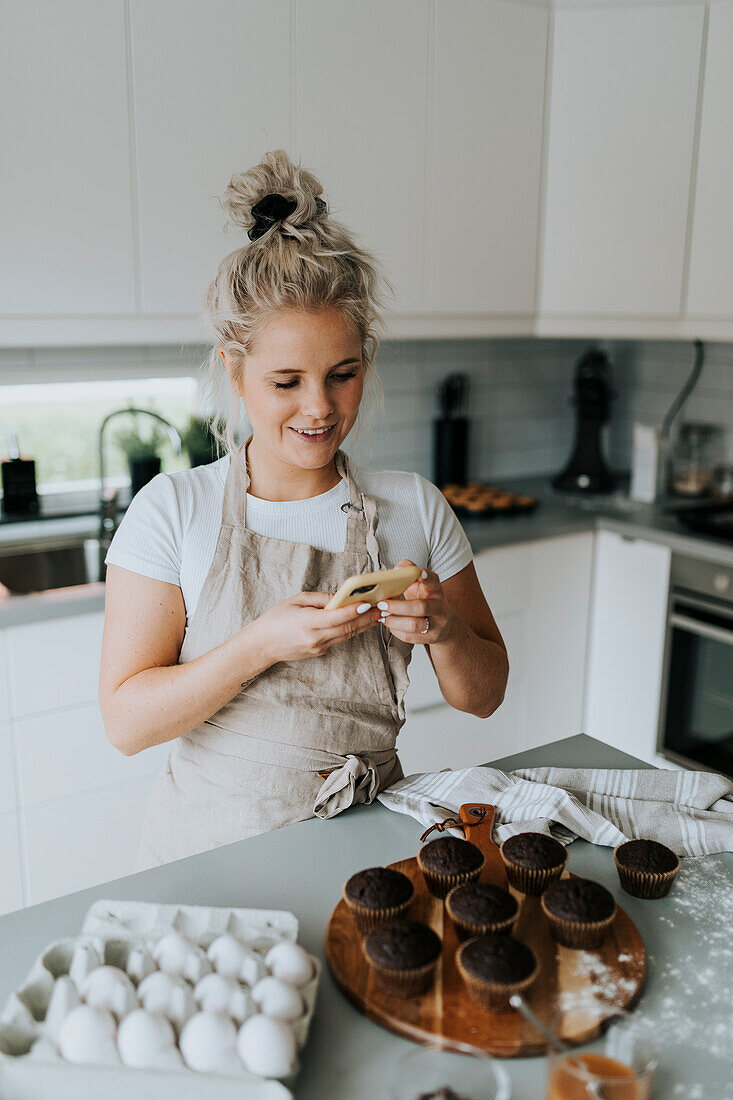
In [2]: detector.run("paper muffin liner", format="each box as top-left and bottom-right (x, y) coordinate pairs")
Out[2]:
(456, 942), (538, 1014)
(364, 955), (438, 998)
(343, 892), (413, 934)
(445, 887), (518, 942)
(614, 845), (680, 899)
(416, 850), (485, 900)
(499, 844), (568, 896)
(540, 896), (617, 949)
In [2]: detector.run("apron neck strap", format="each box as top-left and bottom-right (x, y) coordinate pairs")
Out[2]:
(221, 437), (366, 545)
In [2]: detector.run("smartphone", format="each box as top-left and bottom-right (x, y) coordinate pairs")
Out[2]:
(325, 564), (421, 611)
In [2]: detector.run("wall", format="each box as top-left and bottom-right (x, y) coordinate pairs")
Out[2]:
(1, 337), (731, 484)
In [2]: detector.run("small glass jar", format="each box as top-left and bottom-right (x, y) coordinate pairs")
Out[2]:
(546, 1010), (658, 1099)
(670, 421), (723, 498)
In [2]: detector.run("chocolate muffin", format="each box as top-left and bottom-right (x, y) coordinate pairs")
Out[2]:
(500, 832), (568, 895)
(417, 836), (485, 899)
(363, 919), (442, 997)
(614, 839), (681, 899)
(456, 935), (538, 1013)
(446, 882), (518, 941)
(343, 867), (414, 933)
(541, 877), (617, 948)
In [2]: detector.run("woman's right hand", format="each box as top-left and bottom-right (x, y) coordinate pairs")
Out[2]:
(250, 592), (384, 665)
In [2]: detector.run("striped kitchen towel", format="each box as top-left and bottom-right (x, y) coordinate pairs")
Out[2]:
(377, 765), (733, 857)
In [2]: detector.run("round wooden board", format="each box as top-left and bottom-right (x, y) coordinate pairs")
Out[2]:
(325, 805), (647, 1058)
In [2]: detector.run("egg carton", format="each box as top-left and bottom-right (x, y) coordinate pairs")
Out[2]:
(0, 898), (321, 1100)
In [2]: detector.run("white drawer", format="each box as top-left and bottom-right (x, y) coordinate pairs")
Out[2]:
(22, 780), (155, 905)
(475, 544), (531, 619)
(0, 722), (16, 815)
(15, 704), (170, 808)
(0, 630), (10, 724)
(0, 814), (24, 915)
(7, 612), (104, 717)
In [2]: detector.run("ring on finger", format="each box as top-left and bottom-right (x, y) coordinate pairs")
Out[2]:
(420, 616), (429, 635)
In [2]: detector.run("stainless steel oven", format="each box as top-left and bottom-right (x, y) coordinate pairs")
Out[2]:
(657, 553), (733, 777)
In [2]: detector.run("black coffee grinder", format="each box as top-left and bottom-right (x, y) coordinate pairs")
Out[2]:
(553, 347), (617, 494)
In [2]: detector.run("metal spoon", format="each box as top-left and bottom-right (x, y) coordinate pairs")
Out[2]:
(509, 994), (606, 1099)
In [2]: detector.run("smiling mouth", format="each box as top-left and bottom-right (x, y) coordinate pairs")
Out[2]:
(289, 424), (336, 440)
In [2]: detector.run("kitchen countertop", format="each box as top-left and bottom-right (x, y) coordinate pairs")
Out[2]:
(0, 734), (730, 1098)
(2, 475), (733, 627)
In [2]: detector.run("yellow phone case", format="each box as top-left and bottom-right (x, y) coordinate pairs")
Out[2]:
(325, 564), (421, 610)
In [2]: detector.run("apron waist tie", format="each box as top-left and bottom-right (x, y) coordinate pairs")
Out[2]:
(314, 751), (396, 819)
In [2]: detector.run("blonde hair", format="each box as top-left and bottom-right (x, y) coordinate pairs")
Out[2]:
(203, 149), (393, 456)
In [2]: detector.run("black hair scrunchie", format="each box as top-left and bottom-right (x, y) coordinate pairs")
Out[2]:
(248, 193), (327, 241)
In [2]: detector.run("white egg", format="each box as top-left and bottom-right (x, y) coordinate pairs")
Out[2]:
(125, 944), (156, 985)
(179, 1010), (240, 1074)
(117, 1008), (176, 1069)
(207, 934), (248, 979)
(251, 977), (304, 1022)
(58, 1004), (119, 1066)
(81, 965), (138, 1020)
(153, 932), (212, 984)
(138, 970), (196, 1033)
(240, 950), (269, 987)
(265, 942), (313, 988)
(68, 942), (102, 987)
(45, 976), (81, 1042)
(237, 1014), (297, 1078)
(194, 972), (238, 1013)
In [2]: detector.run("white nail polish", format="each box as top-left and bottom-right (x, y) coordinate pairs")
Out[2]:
(377, 601), (388, 611)
(356, 603), (372, 613)
(420, 570), (428, 579)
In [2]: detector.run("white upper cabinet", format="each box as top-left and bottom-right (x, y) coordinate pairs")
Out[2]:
(0, 0), (136, 315)
(296, 0), (429, 316)
(130, 0), (291, 316)
(540, 4), (704, 318)
(686, 2), (733, 319)
(431, 0), (548, 316)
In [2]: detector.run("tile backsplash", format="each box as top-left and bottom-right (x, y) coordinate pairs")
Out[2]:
(1, 338), (731, 484)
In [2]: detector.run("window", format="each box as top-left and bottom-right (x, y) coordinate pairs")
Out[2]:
(0, 377), (200, 498)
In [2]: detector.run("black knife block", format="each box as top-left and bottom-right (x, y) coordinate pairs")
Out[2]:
(1, 457), (39, 515)
(433, 417), (468, 488)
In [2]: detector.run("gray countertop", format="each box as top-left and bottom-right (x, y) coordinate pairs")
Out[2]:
(2, 476), (732, 628)
(0, 734), (730, 1098)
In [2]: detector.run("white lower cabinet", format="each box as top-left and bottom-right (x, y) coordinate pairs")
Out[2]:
(0, 815), (24, 915)
(21, 780), (155, 907)
(584, 531), (671, 764)
(400, 533), (594, 775)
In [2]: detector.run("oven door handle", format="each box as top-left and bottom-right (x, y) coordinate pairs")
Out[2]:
(670, 612), (733, 648)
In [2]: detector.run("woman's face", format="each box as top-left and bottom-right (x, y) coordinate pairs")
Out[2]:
(228, 307), (364, 475)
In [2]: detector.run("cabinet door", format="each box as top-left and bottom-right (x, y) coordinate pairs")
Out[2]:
(0, 816), (24, 915)
(15, 703), (169, 809)
(297, 0), (430, 316)
(432, 0), (548, 315)
(130, 0), (291, 315)
(0, 630), (9, 725)
(7, 613), (104, 717)
(0, 0), (135, 314)
(22, 780), (155, 905)
(540, 5), (704, 317)
(686, 2), (733, 318)
(584, 531), (671, 762)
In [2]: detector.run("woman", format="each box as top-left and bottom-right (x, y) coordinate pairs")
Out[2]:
(100, 150), (508, 869)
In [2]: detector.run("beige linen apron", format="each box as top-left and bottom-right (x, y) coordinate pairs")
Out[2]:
(136, 439), (413, 868)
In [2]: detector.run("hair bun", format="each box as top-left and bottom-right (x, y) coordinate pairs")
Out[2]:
(222, 149), (327, 239)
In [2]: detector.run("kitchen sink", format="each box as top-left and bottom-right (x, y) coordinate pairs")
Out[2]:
(0, 539), (102, 595)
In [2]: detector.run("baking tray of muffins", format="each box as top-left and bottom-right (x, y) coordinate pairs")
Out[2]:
(0, 899), (320, 1100)
(325, 804), (656, 1058)
(441, 483), (538, 519)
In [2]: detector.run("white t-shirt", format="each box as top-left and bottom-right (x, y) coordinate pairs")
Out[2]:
(106, 454), (474, 622)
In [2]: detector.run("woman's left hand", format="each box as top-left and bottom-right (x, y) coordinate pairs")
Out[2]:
(377, 559), (455, 644)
